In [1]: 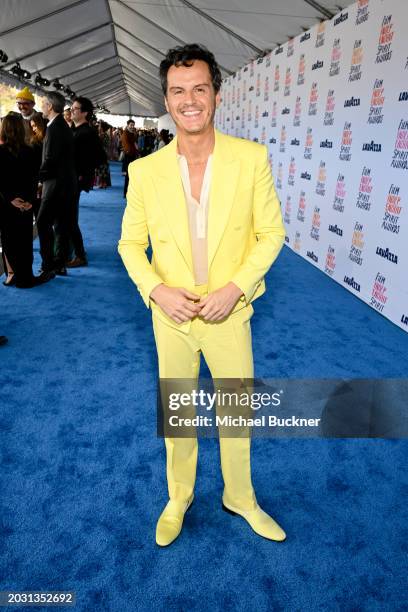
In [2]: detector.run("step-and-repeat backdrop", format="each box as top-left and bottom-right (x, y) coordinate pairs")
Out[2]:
(215, 0), (407, 332)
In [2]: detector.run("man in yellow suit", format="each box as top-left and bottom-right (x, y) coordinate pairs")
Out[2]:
(118, 44), (287, 546)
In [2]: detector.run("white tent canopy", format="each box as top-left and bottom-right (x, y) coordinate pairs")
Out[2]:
(0, 0), (353, 117)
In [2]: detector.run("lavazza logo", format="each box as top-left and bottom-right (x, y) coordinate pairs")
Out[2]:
(344, 95), (360, 109)
(328, 224), (343, 237)
(306, 250), (318, 263)
(344, 275), (361, 293)
(375, 245), (398, 264)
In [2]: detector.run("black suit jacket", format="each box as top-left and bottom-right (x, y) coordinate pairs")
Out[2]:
(72, 122), (106, 192)
(39, 114), (76, 204)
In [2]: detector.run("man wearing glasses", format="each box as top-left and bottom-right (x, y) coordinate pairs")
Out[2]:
(16, 87), (37, 138)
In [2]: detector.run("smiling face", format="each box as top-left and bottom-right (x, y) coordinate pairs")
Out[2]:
(164, 59), (220, 137)
(70, 102), (85, 125)
(17, 99), (34, 118)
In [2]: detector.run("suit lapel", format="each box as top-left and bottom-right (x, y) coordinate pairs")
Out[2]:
(153, 137), (194, 273)
(208, 129), (240, 269)
(152, 128), (240, 276)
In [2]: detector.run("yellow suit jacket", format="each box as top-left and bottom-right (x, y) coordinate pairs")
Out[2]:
(118, 127), (286, 333)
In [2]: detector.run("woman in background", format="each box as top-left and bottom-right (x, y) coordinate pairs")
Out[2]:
(29, 112), (47, 219)
(0, 113), (38, 288)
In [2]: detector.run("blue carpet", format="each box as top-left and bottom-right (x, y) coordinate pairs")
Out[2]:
(0, 162), (406, 611)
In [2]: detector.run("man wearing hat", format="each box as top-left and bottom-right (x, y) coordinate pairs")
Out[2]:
(16, 86), (36, 119)
(16, 87), (37, 138)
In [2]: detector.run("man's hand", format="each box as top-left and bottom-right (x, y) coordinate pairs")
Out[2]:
(199, 282), (244, 322)
(150, 284), (202, 324)
(11, 197), (26, 209)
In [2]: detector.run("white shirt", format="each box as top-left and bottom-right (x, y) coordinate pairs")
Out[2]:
(177, 153), (213, 285)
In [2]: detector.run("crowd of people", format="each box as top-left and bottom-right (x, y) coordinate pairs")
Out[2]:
(0, 84), (172, 346)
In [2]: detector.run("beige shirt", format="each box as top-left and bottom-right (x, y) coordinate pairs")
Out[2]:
(177, 153), (213, 285)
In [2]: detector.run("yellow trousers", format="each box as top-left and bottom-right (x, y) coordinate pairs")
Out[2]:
(152, 284), (258, 511)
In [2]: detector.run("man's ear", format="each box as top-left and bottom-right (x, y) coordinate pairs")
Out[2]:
(164, 96), (169, 113)
(215, 91), (221, 108)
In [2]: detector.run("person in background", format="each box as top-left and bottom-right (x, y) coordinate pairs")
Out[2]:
(16, 86), (37, 140)
(37, 92), (76, 277)
(0, 113), (49, 288)
(63, 107), (74, 127)
(94, 121), (111, 189)
(67, 96), (106, 267)
(29, 112), (47, 219)
(121, 119), (138, 197)
(157, 129), (170, 150)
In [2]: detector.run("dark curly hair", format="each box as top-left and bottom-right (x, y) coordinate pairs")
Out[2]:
(73, 96), (94, 122)
(159, 43), (222, 96)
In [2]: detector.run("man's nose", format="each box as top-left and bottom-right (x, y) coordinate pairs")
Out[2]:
(183, 90), (197, 105)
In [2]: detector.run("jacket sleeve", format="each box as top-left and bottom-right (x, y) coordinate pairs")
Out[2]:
(230, 144), (286, 303)
(118, 160), (164, 308)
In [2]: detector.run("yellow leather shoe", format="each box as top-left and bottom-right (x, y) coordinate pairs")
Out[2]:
(222, 500), (286, 542)
(156, 495), (194, 547)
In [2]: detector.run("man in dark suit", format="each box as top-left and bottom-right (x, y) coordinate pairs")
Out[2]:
(66, 96), (107, 268)
(36, 92), (76, 277)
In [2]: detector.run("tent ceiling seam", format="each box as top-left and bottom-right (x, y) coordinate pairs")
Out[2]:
(58, 56), (118, 80)
(2, 21), (112, 68)
(36, 40), (114, 73)
(0, 0), (91, 36)
(75, 71), (124, 92)
(104, 0), (129, 104)
(121, 66), (164, 98)
(68, 62), (122, 87)
(115, 0), (232, 75)
(302, 0), (335, 19)
(178, 0), (263, 55)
